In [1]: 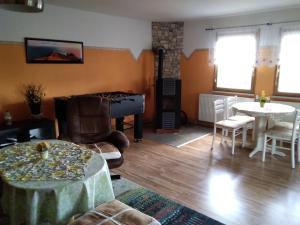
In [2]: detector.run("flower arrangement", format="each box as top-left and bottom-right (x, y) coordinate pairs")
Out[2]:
(23, 84), (46, 116)
(258, 90), (269, 107)
(23, 84), (45, 104)
(36, 141), (50, 152)
(36, 141), (50, 160)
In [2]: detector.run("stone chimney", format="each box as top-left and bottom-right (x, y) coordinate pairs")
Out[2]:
(152, 22), (184, 79)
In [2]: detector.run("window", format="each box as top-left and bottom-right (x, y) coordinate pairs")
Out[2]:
(276, 30), (300, 96)
(214, 32), (257, 92)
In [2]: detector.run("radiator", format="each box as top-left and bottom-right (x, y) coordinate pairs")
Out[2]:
(198, 93), (300, 123)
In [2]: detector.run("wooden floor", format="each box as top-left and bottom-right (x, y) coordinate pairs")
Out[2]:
(113, 130), (300, 225)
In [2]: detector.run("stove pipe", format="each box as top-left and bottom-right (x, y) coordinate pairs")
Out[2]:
(153, 47), (166, 80)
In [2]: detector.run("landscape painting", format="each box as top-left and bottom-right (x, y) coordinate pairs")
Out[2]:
(25, 38), (84, 64)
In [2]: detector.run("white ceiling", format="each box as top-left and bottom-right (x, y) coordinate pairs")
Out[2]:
(46, 0), (300, 21)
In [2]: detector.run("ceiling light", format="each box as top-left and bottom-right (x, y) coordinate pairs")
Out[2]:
(0, 0), (44, 12)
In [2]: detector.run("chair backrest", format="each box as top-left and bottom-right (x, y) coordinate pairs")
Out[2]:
(292, 109), (300, 141)
(67, 96), (112, 144)
(225, 96), (238, 119)
(213, 99), (226, 123)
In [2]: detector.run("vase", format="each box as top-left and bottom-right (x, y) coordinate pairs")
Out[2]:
(260, 101), (265, 108)
(29, 102), (42, 119)
(41, 150), (49, 160)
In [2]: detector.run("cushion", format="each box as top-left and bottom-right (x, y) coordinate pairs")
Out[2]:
(68, 199), (161, 225)
(82, 142), (122, 160)
(216, 119), (244, 129)
(229, 115), (255, 123)
(266, 121), (300, 140)
(265, 126), (293, 140)
(274, 121), (299, 131)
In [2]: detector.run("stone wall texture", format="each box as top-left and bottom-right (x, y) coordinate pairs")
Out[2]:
(152, 22), (184, 78)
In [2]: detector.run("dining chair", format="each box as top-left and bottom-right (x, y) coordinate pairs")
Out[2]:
(268, 109), (300, 147)
(262, 109), (300, 168)
(211, 99), (247, 155)
(226, 96), (255, 141)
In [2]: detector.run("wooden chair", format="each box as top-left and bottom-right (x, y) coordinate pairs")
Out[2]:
(226, 96), (255, 141)
(262, 110), (300, 168)
(211, 99), (248, 155)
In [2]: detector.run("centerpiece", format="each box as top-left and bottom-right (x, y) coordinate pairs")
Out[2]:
(23, 83), (45, 119)
(258, 90), (269, 108)
(36, 141), (50, 160)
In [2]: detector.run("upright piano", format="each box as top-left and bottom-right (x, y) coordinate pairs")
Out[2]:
(54, 92), (145, 142)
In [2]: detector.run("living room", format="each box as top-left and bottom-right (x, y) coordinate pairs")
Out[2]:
(0, 1), (300, 225)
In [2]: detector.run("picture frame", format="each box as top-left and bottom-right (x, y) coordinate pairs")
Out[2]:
(25, 38), (84, 64)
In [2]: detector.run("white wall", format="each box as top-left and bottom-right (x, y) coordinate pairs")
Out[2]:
(184, 7), (300, 57)
(0, 4), (152, 58)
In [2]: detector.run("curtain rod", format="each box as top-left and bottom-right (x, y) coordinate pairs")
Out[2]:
(205, 19), (300, 31)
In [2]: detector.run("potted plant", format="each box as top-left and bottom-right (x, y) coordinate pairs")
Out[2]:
(23, 84), (45, 119)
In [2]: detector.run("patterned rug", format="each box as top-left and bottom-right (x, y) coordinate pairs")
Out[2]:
(0, 178), (224, 225)
(116, 187), (224, 225)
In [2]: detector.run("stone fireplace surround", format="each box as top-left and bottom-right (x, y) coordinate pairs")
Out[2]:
(152, 22), (184, 79)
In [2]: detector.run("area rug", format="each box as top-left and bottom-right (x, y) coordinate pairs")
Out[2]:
(143, 124), (212, 148)
(0, 178), (223, 225)
(113, 178), (224, 225)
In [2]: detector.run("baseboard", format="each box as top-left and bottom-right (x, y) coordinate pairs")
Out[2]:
(197, 120), (214, 128)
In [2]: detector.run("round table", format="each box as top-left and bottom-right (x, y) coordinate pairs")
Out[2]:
(232, 102), (295, 158)
(1, 140), (115, 225)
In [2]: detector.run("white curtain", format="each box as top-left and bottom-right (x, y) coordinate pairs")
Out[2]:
(256, 24), (281, 67)
(207, 23), (300, 68)
(207, 29), (217, 66)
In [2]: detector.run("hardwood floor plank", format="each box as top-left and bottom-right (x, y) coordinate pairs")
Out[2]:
(113, 131), (300, 225)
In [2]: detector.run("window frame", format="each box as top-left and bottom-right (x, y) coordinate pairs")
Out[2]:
(213, 31), (259, 94)
(274, 29), (300, 97)
(213, 65), (257, 94)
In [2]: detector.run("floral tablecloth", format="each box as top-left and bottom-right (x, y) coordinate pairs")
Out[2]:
(0, 140), (115, 225)
(0, 141), (93, 181)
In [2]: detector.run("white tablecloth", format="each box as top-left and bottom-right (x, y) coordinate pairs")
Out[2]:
(1, 140), (115, 225)
(232, 102), (295, 117)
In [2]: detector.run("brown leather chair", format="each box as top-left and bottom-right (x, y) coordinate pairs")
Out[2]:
(66, 96), (129, 175)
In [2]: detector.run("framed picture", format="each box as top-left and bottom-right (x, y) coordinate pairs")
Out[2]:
(25, 38), (84, 64)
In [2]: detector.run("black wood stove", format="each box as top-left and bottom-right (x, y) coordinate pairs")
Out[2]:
(154, 48), (181, 131)
(54, 92), (145, 142)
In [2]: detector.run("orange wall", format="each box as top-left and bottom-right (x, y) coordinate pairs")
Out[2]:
(181, 50), (214, 122)
(181, 48), (276, 122)
(1, 43), (277, 126)
(0, 43), (155, 124)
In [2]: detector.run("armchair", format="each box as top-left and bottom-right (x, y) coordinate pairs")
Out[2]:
(66, 96), (129, 177)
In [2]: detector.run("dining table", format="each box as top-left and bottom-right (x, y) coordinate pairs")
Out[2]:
(0, 140), (115, 225)
(232, 102), (295, 158)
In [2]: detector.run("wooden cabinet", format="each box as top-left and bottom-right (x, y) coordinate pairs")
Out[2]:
(0, 118), (56, 148)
